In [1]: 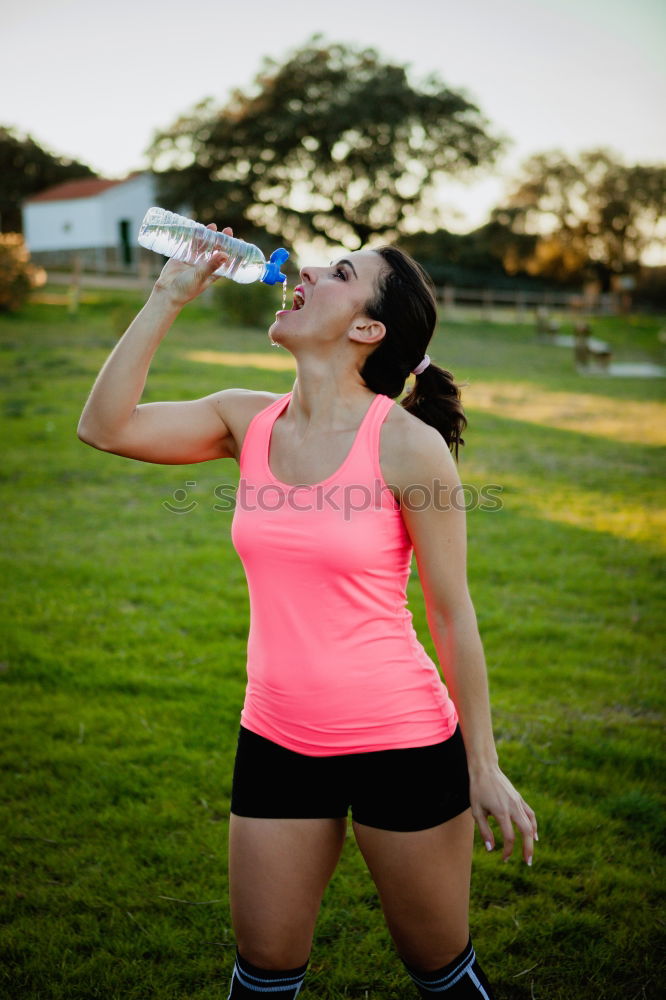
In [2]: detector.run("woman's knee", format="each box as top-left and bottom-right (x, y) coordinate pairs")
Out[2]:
(353, 812), (474, 971)
(231, 890), (320, 970)
(235, 939), (312, 972)
(229, 816), (346, 970)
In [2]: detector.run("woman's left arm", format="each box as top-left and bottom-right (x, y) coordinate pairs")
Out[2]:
(394, 422), (538, 865)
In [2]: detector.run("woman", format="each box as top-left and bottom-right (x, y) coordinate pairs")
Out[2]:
(78, 225), (537, 999)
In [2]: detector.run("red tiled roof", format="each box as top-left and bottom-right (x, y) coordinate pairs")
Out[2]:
(26, 176), (132, 203)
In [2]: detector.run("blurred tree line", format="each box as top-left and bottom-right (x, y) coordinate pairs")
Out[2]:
(3, 38), (665, 305)
(146, 37), (665, 302)
(147, 37), (506, 249)
(0, 126), (95, 310)
(0, 126), (95, 232)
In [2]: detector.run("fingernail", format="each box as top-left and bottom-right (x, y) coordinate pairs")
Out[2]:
(485, 841), (493, 852)
(534, 832), (539, 841)
(527, 856), (533, 867)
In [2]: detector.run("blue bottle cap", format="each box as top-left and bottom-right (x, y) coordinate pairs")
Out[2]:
(262, 248), (290, 285)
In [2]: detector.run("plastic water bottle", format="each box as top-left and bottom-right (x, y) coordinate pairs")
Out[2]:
(137, 207), (289, 285)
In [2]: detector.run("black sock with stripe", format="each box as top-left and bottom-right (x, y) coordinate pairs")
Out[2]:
(403, 938), (495, 998)
(227, 950), (309, 998)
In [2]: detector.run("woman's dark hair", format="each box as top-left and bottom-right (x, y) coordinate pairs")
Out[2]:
(360, 246), (468, 461)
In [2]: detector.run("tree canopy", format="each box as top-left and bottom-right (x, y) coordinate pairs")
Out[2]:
(400, 218), (542, 289)
(494, 147), (666, 281)
(147, 37), (508, 248)
(402, 149), (666, 290)
(0, 127), (96, 233)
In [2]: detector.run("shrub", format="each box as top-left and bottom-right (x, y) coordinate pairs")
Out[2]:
(0, 234), (46, 312)
(213, 276), (284, 329)
(635, 265), (666, 312)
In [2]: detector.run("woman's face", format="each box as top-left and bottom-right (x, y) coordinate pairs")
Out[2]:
(269, 248), (385, 350)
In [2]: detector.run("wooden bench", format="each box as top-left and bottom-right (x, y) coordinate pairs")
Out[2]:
(573, 322), (612, 372)
(535, 307), (561, 341)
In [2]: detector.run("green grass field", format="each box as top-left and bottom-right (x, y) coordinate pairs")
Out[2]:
(1, 287), (664, 999)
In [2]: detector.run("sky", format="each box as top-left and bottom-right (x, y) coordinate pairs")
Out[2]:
(3, 0), (665, 258)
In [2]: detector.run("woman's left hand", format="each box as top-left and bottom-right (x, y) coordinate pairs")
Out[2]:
(469, 765), (538, 865)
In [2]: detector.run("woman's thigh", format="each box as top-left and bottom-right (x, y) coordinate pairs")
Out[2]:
(352, 808), (475, 972)
(228, 814), (347, 968)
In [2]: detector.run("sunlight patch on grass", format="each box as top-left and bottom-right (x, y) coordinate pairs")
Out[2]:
(462, 380), (666, 446)
(504, 475), (665, 548)
(182, 349), (297, 372)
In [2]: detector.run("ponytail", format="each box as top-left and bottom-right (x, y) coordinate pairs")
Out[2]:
(402, 363), (467, 463)
(360, 246), (468, 462)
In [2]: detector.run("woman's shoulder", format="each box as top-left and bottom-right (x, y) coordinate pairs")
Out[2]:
(381, 398), (443, 457)
(217, 387), (285, 411)
(380, 398), (459, 489)
(215, 389), (287, 461)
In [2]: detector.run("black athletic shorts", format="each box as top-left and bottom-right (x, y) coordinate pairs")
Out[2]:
(230, 724), (471, 832)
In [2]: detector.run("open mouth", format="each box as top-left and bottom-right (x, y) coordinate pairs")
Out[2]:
(292, 286), (305, 311)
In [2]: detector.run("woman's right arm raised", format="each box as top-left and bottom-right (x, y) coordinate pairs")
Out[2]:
(78, 229), (241, 466)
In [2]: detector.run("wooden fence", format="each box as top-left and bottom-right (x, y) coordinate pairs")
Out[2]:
(435, 285), (622, 321)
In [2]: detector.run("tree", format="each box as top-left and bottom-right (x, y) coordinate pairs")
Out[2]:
(0, 126), (96, 233)
(494, 148), (666, 284)
(147, 37), (508, 248)
(400, 218), (542, 289)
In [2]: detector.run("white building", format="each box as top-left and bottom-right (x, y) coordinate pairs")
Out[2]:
(23, 172), (158, 273)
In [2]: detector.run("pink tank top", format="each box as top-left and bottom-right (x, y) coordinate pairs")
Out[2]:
(231, 391), (458, 755)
